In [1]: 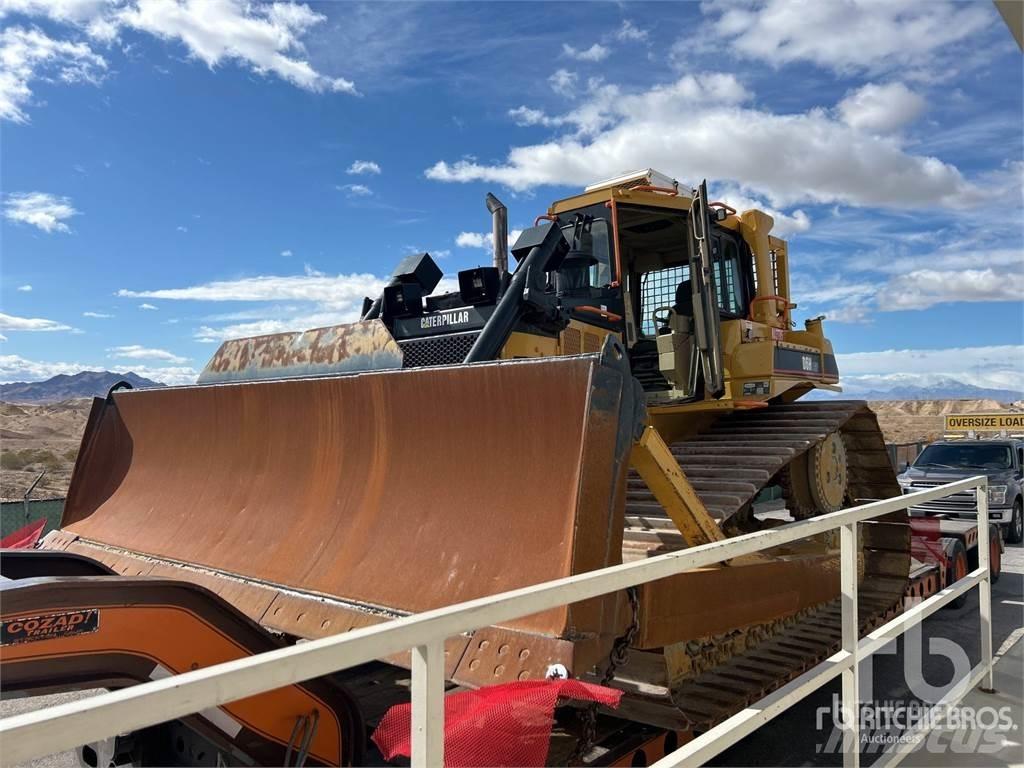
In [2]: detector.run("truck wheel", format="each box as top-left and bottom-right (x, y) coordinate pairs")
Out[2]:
(946, 539), (969, 610)
(1007, 500), (1023, 544)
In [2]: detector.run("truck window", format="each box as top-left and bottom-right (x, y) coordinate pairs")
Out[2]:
(914, 443), (1013, 471)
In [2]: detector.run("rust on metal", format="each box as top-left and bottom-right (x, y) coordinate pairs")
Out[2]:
(635, 554), (844, 648)
(55, 352), (639, 681)
(198, 319), (403, 384)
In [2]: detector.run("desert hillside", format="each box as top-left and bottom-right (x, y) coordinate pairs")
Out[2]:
(1, 399), (92, 500)
(1, 398), (1021, 500)
(869, 399), (1021, 444)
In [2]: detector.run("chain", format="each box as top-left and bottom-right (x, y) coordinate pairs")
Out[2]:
(569, 587), (639, 765)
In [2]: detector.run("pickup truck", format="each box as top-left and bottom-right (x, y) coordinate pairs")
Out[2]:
(897, 438), (1024, 543)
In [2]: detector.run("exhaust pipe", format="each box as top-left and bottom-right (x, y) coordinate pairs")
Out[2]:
(485, 192), (508, 276)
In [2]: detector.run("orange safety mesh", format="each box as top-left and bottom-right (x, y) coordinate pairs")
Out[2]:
(371, 679), (622, 767)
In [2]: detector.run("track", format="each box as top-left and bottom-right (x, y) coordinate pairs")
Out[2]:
(604, 401), (910, 732)
(623, 400), (900, 558)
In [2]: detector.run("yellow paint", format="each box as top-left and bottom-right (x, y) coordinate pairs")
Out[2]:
(515, 177), (842, 420)
(944, 414), (1024, 432)
(630, 426), (726, 546)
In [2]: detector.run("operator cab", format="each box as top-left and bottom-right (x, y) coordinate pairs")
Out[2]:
(550, 172), (755, 404)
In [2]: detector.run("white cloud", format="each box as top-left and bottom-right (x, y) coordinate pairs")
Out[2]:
(562, 42), (609, 62)
(0, 25), (106, 123)
(338, 183), (372, 197)
(107, 344), (188, 364)
(121, 270), (458, 343)
(138, 303), (158, 310)
(837, 82), (926, 135)
(711, 187), (811, 236)
(82, 311), (112, 318)
(120, 272), (391, 306)
(508, 105), (561, 128)
(616, 20), (648, 42)
(0, 311), (73, 332)
(280, 249), (293, 257)
(176, 224), (188, 232)
(876, 267), (1023, 310)
(0, 353), (198, 385)
(548, 68), (577, 97)
(456, 229), (525, 252)
(862, 245), (1023, 277)
(0, 354), (84, 381)
(426, 72), (980, 210)
(118, 365), (197, 385)
(0, 0), (355, 117)
(706, 0), (992, 74)
(836, 345), (1024, 393)
(16, 284), (32, 292)
(0, 1), (112, 26)
(194, 313), (347, 343)
(116, 0), (356, 94)
(346, 160), (380, 175)
(3, 191), (79, 232)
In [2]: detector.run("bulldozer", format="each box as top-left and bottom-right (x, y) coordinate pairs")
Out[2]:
(1, 169), (910, 765)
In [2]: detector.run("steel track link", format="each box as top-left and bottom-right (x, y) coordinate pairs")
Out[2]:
(607, 401), (908, 732)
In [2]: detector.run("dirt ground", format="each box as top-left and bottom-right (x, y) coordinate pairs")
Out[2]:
(1, 397), (1021, 500)
(0, 400), (92, 500)
(870, 398), (1022, 444)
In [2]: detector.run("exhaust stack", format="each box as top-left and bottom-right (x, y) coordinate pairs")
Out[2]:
(485, 192), (508, 275)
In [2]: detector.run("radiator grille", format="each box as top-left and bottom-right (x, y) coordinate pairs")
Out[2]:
(903, 482), (978, 511)
(562, 328), (581, 355)
(583, 332), (602, 353)
(398, 331), (480, 368)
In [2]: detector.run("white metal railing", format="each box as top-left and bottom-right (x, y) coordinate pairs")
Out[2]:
(0, 477), (993, 767)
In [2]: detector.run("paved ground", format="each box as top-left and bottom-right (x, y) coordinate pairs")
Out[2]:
(4, 542), (1022, 767)
(714, 539), (1024, 767)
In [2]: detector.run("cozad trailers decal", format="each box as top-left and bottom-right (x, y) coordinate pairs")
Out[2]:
(1, 609), (99, 645)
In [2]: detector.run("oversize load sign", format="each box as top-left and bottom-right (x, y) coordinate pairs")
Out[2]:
(1, 609), (99, 644)
(945, 414), (1024, 432)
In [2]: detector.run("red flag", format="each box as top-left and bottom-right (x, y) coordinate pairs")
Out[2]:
(372, 679), (622, 767)
(1, 518), (46, 549)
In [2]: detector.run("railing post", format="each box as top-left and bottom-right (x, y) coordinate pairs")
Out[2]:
(411, 641), (445, 766)
(976, 481), (995, 692)
(840, 522), (860, 768)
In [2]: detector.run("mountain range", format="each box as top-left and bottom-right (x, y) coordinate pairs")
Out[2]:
(0, 371), (166, 404)
(808, 377), (1023, 403)
(2, 371), (1019, 406)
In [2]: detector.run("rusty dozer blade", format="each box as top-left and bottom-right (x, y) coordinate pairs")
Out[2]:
(49, 338), (646, 687)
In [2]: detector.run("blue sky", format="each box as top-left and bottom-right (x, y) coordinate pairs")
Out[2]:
(1, 0), (1021, 393)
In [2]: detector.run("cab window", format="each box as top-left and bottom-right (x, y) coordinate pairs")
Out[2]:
(711, 235), (747, 317)
(560, 218), (612, 288)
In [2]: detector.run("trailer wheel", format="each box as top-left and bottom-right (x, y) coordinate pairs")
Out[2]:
(946, 539), (969, 609)
(1007, 500), (1022, 544)
(990, 535), (1002, 584)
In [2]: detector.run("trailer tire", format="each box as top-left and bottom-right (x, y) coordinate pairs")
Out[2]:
(946, 539), (969, 610)
(1007, 500), (1022, 544)
(990, 535), (1001, 584)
